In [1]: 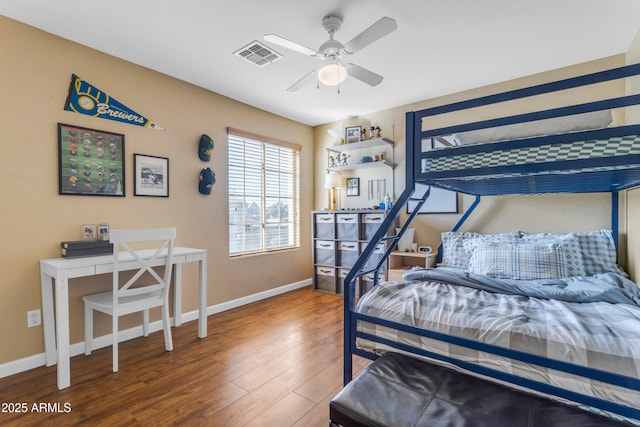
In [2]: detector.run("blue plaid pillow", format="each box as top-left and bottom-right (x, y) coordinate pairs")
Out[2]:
(440, 231), (520, 269)
(520, 230), (619, 276)
(464, 240), (570, 280)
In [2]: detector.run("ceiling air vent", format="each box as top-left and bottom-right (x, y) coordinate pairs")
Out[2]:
(234, 41), (283, 67)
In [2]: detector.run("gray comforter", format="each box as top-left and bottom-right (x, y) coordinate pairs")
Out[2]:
(403, 267), (640, 306)
(356, 269), (640, 422)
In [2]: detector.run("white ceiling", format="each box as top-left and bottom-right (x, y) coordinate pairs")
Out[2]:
(3, 0), (640, 126)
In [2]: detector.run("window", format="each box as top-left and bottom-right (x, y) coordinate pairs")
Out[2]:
(227, 128), (300, 256)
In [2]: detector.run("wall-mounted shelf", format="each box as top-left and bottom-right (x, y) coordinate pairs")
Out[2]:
(327, 137), (394, 153)
(328, 160), (396, 171)
(327, 137), (396, 171)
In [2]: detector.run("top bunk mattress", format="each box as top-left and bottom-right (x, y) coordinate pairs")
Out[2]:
(410, 63), (640, 196)
(418, 124), (640, 195)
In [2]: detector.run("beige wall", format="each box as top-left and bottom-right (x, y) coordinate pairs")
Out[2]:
(314, 55), (636, 274)
(0, 17), (314, 364)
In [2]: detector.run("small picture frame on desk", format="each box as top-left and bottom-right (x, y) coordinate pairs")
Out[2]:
(97, 224), (110, 241)
(82, 224), (96, 240)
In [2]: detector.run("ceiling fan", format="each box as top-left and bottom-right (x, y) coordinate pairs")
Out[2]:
(264, 14), (397, 92)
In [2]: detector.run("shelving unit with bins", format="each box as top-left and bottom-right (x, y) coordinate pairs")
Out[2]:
(312, 210), (394, 296)
(388, 251), (437, 281)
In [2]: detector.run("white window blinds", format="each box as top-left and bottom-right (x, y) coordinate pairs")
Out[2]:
(227, 128), (301, 256)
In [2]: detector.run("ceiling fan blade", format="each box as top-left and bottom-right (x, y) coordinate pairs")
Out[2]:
(264, 34), (317, 56)
(343, 17), (397, 54)
(287, 69), (318, 92)
(345, 63), (383, 86)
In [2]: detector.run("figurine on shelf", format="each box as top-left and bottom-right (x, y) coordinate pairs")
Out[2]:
(369, 126), (375, 139)
(328, 155), (337, 168)
(340, 153), (350, 166)
(360, 128), (366, 141)
(374, 126), (382, 138)
(373, 154), (380, 162)
(380, 151), (387, 161)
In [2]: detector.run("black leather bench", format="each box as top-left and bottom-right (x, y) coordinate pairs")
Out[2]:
(330, 352), (631, 427)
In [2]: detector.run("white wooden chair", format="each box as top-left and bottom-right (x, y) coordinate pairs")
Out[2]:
(83, 228), (176, 372)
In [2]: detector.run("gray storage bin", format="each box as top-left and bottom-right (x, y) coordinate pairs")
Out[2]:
(362, 213), (386, 240)
(315, 240), (335, 265)
(336, 213), (359, 240)
(338, 241), (359, 267)
(315, 267), (336, 292)
(314, 213), (335, 239)
(362, 242), (386, 271)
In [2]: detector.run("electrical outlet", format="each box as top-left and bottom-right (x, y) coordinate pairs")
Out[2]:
(27, 309), (41, 328)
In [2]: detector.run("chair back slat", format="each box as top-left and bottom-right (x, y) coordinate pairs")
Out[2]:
(110, 228), (176, 300)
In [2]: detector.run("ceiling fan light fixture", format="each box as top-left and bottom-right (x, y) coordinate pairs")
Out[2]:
(318, 63), (348, 86)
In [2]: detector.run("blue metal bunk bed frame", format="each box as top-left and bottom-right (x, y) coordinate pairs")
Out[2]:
(343, 63), (640, 422)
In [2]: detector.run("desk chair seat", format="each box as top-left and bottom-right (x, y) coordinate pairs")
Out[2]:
(83, 228), (176, 373)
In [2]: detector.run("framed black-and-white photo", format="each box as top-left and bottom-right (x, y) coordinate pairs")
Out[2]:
(346, 177), (360, 197)
(345, 126), (361, 144)
(58, 123), (125, 197)
(134, 154), (169, 197)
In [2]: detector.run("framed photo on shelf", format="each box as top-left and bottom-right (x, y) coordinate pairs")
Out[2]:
(134, 153), (169, 197)
(346, 177), (360, 197)
(58, 123), (125, 197)
(345, 126), (361, 144)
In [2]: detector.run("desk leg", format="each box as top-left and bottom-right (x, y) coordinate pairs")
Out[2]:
(40, 271), (56, 367)
(198, 257), (207, 338)
(55, 274), (71, 389)
(173, 263), (182, 327)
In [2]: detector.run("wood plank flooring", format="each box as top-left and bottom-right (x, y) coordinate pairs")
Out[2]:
(0, 287), (371, 426)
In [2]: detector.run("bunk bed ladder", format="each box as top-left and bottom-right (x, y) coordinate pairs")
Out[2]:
(342, 184), (432, 384)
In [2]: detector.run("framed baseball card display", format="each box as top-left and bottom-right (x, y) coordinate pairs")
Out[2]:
(58, 123), (125, 197)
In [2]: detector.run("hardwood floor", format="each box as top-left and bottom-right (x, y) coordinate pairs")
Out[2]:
(0, 287), (371, 426)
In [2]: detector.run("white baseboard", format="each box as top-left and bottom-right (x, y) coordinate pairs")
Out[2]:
(0, 278), (312, 380)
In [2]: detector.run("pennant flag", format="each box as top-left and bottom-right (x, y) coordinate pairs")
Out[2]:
(64, 74), (165, 131)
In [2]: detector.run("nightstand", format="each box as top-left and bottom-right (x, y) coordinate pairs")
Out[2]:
(388, 251), (436, 281)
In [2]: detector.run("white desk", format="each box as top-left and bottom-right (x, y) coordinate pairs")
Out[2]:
(40, 246), (207, 389)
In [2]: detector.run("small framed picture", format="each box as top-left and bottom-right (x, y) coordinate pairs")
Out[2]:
(134, 153), (169, 197)
(82, 224), (97, 240)
(346, 177), (360, 197)
(97, 224), (110, 241)
(345, 126), (361, 144)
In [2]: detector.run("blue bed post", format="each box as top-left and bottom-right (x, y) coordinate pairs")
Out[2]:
(612, 191), (619, 249)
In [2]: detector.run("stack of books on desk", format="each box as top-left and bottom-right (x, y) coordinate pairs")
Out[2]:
(61, 240), (113, 258)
